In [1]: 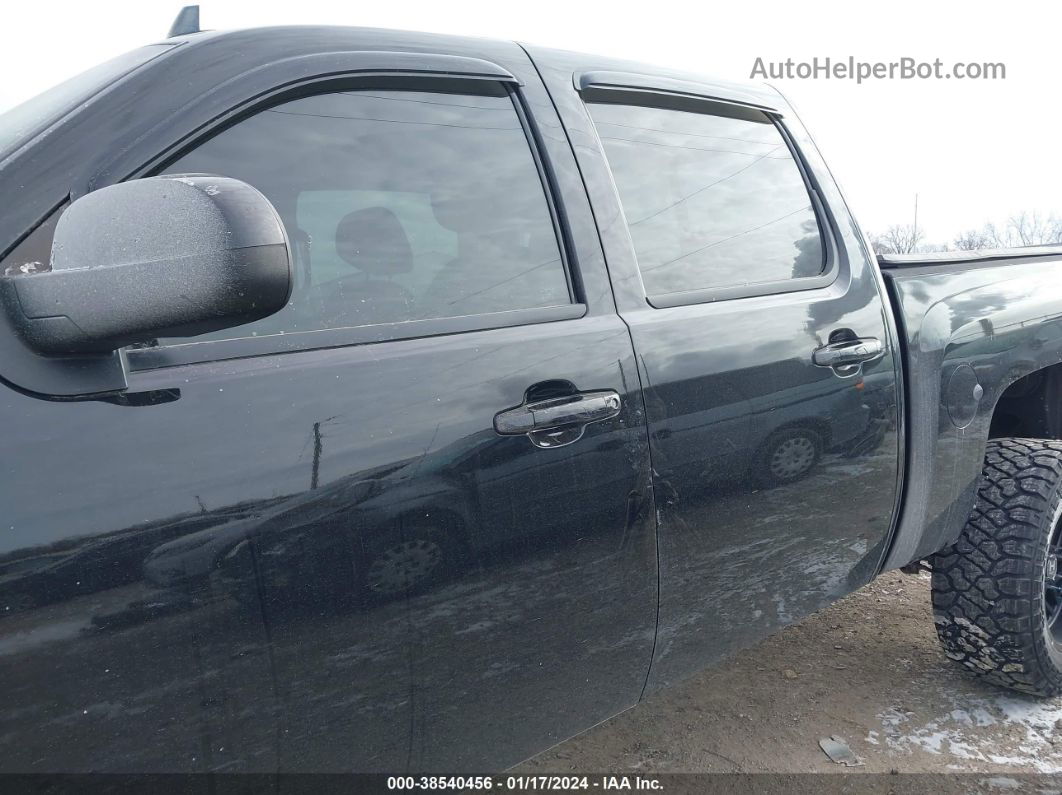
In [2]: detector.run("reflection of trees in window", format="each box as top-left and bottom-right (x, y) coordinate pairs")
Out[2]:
(588, 101), (825, 295)
(792, 217), (825, 279)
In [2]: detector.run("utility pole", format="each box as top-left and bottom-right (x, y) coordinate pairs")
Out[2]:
(913, 193), (919, 249)
(307, 416), (337, 491)
(310, 421), (322, 490)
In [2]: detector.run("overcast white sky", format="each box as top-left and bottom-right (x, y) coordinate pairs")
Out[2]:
(2, 0), (1059, 245)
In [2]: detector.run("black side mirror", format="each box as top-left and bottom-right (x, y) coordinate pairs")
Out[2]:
(0, 175), (292, 354)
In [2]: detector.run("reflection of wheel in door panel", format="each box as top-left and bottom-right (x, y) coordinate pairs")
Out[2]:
(361, 520), (457, 599)
(755, 426), (823, 485)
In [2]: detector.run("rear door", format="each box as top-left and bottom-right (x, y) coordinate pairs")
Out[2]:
(529, 50), (902, 688)
(0, 42), (656, 772)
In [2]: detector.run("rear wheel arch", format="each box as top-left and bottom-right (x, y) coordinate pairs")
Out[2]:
(988, 362), (1062, 441)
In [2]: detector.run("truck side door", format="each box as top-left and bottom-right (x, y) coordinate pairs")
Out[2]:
(529, 50), (902, 688)
(0, 43), (656, 771)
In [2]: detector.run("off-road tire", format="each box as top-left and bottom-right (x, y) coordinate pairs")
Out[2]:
(931, 438), (1062, 696)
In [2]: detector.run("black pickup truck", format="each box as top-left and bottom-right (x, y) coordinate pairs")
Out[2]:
(2, 19), (1062, 774)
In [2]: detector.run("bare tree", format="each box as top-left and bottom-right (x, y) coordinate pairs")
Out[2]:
(1005, 211), (1062, 247)
(952, 212), (1062, 251)
(982, 222), (1006, 248)
(868, 224), (925, 255)
(954, 228), (996, 250)
(874, 209), (1062, 255)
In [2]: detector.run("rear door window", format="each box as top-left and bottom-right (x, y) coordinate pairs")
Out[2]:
(586, 100), (825, 299)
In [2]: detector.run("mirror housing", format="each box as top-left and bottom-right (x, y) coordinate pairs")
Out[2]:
(0, 175), (292, 355)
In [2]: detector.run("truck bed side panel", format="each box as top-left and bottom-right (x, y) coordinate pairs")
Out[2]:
(881, 256), (1062, 568)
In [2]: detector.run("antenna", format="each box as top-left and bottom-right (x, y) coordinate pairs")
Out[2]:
(168, 5), (200, 38)
(913, 192), (919, 245)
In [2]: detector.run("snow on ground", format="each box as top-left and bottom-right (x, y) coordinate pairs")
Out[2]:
(878, 687), (1062, 772)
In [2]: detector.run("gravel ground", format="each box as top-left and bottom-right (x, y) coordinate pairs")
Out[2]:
(519, 570), (1062, 791)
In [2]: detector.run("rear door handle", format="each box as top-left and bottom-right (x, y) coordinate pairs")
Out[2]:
(494, 390), (622, 448)
(812, 337), (884, 371)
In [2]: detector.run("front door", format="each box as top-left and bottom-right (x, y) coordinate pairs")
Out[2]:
(0, 44), (656, 772)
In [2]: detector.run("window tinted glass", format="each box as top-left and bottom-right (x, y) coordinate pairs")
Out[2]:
(164, 87), (569, 341)
(587, 101), (824, 297)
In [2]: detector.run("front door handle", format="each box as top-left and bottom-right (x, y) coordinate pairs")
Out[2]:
(494, 390), (622, 448)
(812, 337), (884, 371)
